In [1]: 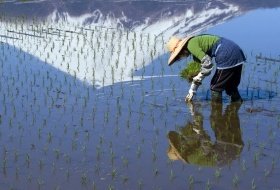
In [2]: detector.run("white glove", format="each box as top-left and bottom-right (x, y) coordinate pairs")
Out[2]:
(186, 101), (195, 115)
(193, 72), (204, 84)
(185, 82), (199, 102)
(185, 92), (195, 102)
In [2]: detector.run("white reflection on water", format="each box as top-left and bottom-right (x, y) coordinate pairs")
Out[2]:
(1, 6), (279, 89)
(0, 3), (239, 88)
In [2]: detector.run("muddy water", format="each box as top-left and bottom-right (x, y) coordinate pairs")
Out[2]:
(1, 3), (280, 190)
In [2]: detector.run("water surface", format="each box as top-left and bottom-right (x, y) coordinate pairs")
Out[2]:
(0, 1), (280, 189)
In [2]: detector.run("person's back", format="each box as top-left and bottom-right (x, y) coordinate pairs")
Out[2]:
(186, 34), (219, 61)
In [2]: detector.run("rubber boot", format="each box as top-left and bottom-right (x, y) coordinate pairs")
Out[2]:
(211, 90), (222, 103)
(225, 101), (242, 114)
(231, 91), (243, 102)
(210, 96), (223, 136)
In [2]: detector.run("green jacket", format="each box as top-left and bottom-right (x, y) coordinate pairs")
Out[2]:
(187, 35), (219, 61)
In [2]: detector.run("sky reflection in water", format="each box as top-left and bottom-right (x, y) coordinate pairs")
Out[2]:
(207, 8), (280, 56)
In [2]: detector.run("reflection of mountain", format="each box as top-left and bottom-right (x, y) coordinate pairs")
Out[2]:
(1, 0), (280, 18)
(0, 1), (237, 88)
(1, 0), (279, 87)
(1, 0), (279, 35)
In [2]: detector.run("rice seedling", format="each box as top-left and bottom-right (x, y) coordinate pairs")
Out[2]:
(25, 153), (30, 167)
(180, 61), (201, 82)
(214, 168), (222, 178)
(38, 159), (44, 172)
(92, 181), (97, 190)
(254, 152), (260, 165)
(122, 175), (129, 184)
(169, 169), (175, 181)
(121, 156), (129, 168)
(54, 148), (61, 159)
(81, 172), (88, 185)
(108, 184), (115, 190)
(14, 150), (18, 162)
(111, 168), (117, 180)
(264, 168), (270, 177)
(241, 160), (247, 171)
(271, 157), (276, 170)
(251, 178), (257, 189)
(37, 178), (45, 190)
(136, 145), (142, 158)
(138, 179), (143, 190)
(232, 174), (239, 187)
(206, 179), (211, 190)
(52, 161), (56, 174)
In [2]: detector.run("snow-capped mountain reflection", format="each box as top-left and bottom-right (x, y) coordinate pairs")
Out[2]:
(0, 1), (279, 87)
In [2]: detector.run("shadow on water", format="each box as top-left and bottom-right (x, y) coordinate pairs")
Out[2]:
(167, 101), (244, 167)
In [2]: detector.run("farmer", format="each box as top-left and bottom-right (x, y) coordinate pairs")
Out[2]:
(166, 34), (246, 102)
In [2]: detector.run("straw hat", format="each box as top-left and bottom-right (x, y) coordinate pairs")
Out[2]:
(167, 130), (217, 166)
(166, 36), (193, 65)
(167, 131), (186, 162)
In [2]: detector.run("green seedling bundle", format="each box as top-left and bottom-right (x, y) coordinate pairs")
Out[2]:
(180, 60), (201, 82)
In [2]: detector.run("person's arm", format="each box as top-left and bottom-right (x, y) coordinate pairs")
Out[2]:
(185, 55), (213, 101)
(193, 55), (213, 83)
(187, 37), (214, 81)
(185, 38), (214, 101)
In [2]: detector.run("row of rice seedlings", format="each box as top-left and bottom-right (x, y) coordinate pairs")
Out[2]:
(0, 15), (174, 128)
(1, 78), (279, 190)
(0, 15), (166, 91)
(0, 41), (172, 190)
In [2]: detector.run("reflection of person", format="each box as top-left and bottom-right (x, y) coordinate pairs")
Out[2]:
(166, 34), (246, 102)
(167, 101), (243, 166)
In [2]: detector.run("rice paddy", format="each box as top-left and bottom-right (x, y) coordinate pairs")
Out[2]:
(1, 5), (280, 190)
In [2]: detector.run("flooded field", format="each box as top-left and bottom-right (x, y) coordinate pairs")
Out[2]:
(0, 1), (280, 189)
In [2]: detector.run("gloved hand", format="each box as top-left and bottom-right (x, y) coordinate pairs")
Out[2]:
(185, 82), (199, 102)
(193, 72), (204, 84)
(186, 101), (195, 115)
